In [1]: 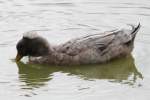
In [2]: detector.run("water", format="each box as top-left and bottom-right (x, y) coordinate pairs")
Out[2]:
(0, 0), (150, 100)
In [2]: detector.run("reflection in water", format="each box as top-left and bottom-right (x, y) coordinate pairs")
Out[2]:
(16, 55), (142, 89)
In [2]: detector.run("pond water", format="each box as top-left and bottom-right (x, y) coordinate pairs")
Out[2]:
(0, 0), (150, 100)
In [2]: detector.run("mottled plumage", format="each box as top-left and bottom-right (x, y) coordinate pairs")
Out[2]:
(16, 23), (141, 65)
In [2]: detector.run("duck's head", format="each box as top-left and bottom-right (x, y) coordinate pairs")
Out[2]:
(16, 31), (50, 62)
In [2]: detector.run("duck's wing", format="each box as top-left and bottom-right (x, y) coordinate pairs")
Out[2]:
(57, 30), (117, 56)
(57, 23), (140, 56)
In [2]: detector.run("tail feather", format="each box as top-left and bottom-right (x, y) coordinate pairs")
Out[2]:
(125, 23), (141, 46)
(131, 23), (141, 40)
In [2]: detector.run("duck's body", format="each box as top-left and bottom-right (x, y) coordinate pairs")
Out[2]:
(16, 23), (141, 65)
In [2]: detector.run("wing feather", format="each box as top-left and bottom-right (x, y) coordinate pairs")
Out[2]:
(57, 30), (117, 56)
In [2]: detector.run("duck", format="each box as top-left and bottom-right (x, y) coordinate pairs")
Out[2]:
(15, 23), (141, 65)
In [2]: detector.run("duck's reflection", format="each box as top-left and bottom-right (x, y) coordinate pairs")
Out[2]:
(16, 55), (143, 89)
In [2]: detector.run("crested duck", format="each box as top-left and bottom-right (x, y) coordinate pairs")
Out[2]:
(16, 23), (141, 65)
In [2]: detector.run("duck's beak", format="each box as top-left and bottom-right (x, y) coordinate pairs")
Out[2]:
(15, 53), (23, 62)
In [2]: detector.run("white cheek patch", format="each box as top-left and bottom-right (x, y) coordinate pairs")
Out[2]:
(23, 31), (39, 39)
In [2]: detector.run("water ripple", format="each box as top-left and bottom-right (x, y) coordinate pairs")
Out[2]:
(110, 6), (150, 10)
(30, 2), (75, 7)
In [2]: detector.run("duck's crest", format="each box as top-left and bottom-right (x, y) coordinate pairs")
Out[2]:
(23, 31), (39, 39)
